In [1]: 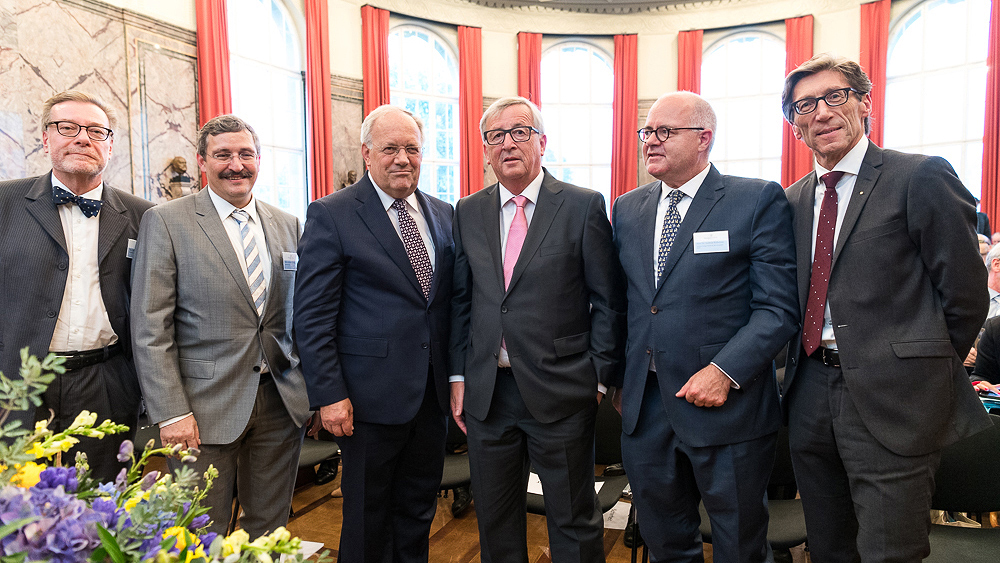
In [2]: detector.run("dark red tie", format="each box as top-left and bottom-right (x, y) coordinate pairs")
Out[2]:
(802, 171), (845, 355)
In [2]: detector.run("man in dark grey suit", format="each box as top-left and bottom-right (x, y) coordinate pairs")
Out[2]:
(612, 91), (798, 562)
(131, 115), (312, 538)
(781, 53), (992, 562)
(0, 90), (152, 482)
(450, 96), (625, 563)
(295, 105), (453, 563)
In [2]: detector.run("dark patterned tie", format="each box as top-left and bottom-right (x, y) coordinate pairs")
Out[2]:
(52, 185), (102, 218)
(656, 188), (685, 285)
(392, 199), (433, 300)
(802, 171), (846, 355)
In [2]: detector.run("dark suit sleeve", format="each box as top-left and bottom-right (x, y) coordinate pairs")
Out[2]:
(974, 317), (1000, 384)
(581, 192), (626, 388)
(294, 200), (349, 408)
(711, 182), (800, 385)
(908, 157), (988, 357)
(449, 198), (472, 376)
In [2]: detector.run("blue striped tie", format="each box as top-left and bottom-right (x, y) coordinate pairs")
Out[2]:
(231, 209), (266, 315)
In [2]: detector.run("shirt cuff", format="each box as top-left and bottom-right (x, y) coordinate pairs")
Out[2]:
(597, 383), (608, 395)
(159, 412), (193, 427)
(711, 362), (740, 390)
(449, 375), (465, 383)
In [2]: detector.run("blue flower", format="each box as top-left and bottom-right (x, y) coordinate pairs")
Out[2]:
(35, 467), (79, 493)
(189, 514), (210, 529)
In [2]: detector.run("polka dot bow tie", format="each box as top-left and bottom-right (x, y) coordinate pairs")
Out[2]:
(52, 185), (102, 218)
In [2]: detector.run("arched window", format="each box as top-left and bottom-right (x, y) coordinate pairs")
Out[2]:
(540, 41), (614, 206)
(884, 0), (990, 198)
(388, 25), (460, 204)
(701, 31), (785, 182)
(227, 0), (307, 218)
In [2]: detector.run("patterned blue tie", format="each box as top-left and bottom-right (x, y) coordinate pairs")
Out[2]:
(656, 188), (685, 285)
(52, 185), (102, 217)
(231, 209), (267, 315)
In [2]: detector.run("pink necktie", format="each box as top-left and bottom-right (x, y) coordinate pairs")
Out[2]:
(503, 195), (528, 290)
(802, 171), (845, 355)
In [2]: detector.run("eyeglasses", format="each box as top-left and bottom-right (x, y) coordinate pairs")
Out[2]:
(637, 126), (704, 144)
(791, 87), (862, 115)
(483, 126), (540, 146)
(47, 121), (113, 142)
(376, 145), (422, 157)
(209, 151), (258, 164)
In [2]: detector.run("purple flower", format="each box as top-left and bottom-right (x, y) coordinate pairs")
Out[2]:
(113, 468), (128, 492)
(117, 440), (134, 463)
(139, 471), (159, 491)
(199, 532), (218, 549)
(35, 467), (79, 493)
(189, 514), (210, 530)
(0, 485), (103, 563)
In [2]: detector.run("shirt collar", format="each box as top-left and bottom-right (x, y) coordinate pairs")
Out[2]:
(208, 187), (261, 225)
(815, 136), (869, 179)
(660, 163), (711, 202)
(51, 172), (104, 201)
(370, 172), (423, 214)
(499, 169), (544, 205)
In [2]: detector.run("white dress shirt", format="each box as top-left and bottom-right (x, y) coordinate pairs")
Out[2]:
(651, 164), (711, 285)
(810, 137), (870, 349)
(371, 174), (437, 268)
(49, 174), (117, 352)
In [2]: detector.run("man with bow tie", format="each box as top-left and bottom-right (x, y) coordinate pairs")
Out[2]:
(0, 90), (153, 482)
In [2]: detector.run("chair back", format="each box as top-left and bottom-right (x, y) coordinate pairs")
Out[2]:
(931, 414), (1000, 513)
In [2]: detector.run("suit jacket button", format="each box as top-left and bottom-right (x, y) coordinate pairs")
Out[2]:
(651, 306), (658, 314)
(258, 325), (264, 332)
(421, 343), (429, 349)
(57, 262), (67, 270)
(47, 310), (56, 318)
(501, 306), (508, 313)
(253, 366), (261, 372)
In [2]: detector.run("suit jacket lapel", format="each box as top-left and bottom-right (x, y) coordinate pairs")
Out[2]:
(832, 144), (882, 267)
(194, 189), (256, 309)
(97, 186), (128, 266)
(638, 182), (661, 296)
(791, 173), (818, 316)
(479, 184), (505, 289)
(653, 165), (724, 298)
(355, 178), (425, 298)
(507, 171), (564, 293)
(256, 201), (283, 321)
(417, 191), (447, 305)
(25, 173), (67, 254)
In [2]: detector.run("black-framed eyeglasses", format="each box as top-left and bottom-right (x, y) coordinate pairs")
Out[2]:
(637, 126), (704, 144)
(376, 145), (422, 157)
(483, 126), (539, 146)
(47, 121), (113, 142)
(791, 87), (863, 115)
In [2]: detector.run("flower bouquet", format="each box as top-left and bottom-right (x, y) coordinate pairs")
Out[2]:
(0, 348), (330, 563)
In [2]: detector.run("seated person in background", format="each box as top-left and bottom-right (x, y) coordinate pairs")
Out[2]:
(973, 315), (1000, 395)
(966, 244), (1000, 374)
(992, 232), (1000, 246)
(978, 233), (991, 263)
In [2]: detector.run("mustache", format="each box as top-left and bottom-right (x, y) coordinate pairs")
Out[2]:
(219, 170), (254, 180)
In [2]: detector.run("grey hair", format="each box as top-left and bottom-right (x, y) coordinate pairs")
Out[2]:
(480, 96), (545, 137)
(651, 91), (717, 152)
(986, 239), (1000, 264)
(360, 105), (425, 148)
(41, 90), (117, 132)
(781, 53), (873, 134)
(196, 114), (261, 159)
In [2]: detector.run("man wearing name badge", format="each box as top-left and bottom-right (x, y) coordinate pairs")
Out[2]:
(450, 96), (625, 563)
(611, 91), (798, 562)
(130, 114), (312, 537)
(781, 53), (991, 562)
(0, 90), (153, 483)
(295, 105), (454, 563)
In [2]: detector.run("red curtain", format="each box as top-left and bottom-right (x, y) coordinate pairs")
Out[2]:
(677, 30), (703, 93)
(306, 0), (334, 200)
(361, 5), (390, 118)
(982, 0), (1000, 229)
(781, 15), (814, 188)
(611, 34), (638, 206)
(860, 0), (890, 147)
(517, 32), (543, 107)
(195, 0), (232, 124)
(459, 26), (484, 197)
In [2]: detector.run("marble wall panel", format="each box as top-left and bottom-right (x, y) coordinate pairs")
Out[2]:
(330, 75), (364, 189)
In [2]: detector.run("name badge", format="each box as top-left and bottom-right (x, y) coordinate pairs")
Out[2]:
(282, 251), (298, 271)
(693, 230), (729, 254)
(127, 238), (137, 259)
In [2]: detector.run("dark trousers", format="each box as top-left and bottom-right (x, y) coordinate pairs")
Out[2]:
(37, 353), (140, 483)
(169, 377), (305, 540)
(622, 372), (775, 563)
(787, 354), (941, 563)
(466, 368), (604, 563)
(337, 371), (447, 563)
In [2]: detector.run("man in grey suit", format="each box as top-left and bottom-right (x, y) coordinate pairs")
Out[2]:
(0, 90), (152, 483)
(612, 91), (798, 562)
(450, 96), (625, 563)
(131, 115), (311, 538)
(781, 53), (992, 562)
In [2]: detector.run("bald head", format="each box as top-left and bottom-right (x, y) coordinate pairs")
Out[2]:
(641, 92), (716, 188)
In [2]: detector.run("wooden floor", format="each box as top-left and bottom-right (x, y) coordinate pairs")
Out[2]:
(284, 469), (706, 563)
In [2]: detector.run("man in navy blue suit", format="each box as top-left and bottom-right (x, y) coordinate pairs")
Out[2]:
(294, 105), (454, 563)
(612, 91), (799, 562)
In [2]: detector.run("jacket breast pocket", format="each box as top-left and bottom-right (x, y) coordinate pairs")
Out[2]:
(890, 339), (954, 358)
(180, 358), (215, 380)
(540, 243), (575, 256)
(850, 218), (905, 244)
(338, 336), (389, 357)
(553, 331), (590, 357)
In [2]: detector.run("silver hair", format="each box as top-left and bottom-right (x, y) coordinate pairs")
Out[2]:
(652, 91), (717, 152)
(360, 105), (425, 148)
(480, 96), (545, 137)
(987, 240), (1000, 264)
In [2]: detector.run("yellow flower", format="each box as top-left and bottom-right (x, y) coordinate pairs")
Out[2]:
(68, 411), (97, 430)
(124, 490), (151, 511)
(26, 443), (47, 459)
(51, 437), (79, 452)
(12, 462), (45, 488)
(220, 529), (250, 557)
(162, 527), (207, 562)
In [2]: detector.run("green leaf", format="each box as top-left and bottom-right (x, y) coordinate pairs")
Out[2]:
(97, 525), (126, 563)
(0, 517), (38, 541)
